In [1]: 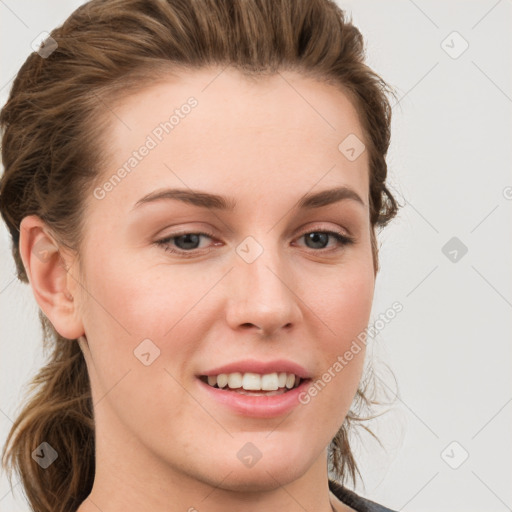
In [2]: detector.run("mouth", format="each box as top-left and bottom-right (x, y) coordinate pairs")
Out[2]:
(198, 372), (306, 396)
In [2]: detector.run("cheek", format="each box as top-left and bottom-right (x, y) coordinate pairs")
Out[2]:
(312, 257), (375, 347)
(302, 258), (374, 412)
(77, 251), (215, 392)
(81, 251), (198, 336)
(77, 256), (204, 435)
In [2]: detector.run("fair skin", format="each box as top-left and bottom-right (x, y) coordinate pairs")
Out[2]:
(20, 67), (374, 512)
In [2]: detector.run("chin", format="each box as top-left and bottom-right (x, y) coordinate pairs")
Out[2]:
(209, 446), (312, 492)
(217, 462), (309, 493)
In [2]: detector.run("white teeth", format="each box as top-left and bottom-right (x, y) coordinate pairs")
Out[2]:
(217, 373), (228, 388)
(261, 372), (279, 391)
(242, 372), (262, 390)
(285, 374), (296, 389)
(203, 371), (302, 391)
(227, 372), (243, 389)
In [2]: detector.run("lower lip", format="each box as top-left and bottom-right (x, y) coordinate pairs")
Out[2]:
(196, 377), (311, 418)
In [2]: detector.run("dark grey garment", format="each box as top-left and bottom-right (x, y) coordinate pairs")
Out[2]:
(329, 480), (397, 512)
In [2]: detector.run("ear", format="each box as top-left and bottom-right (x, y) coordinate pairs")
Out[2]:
(19, 215), (85, 340)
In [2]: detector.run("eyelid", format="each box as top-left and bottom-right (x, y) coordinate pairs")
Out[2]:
(293, 227), (355, 249)
(154, 224), (355, 258)
(155, 222), (352, 243)
(154, 229), (218, 259)
(295, 222), (352, 239)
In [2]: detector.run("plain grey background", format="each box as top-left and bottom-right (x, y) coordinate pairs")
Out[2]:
(1, 1), (511, 511)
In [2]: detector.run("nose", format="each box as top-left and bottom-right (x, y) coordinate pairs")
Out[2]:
(225, 241), (303, 337)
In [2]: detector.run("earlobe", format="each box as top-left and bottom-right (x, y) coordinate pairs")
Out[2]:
(19, 215), (85, 340)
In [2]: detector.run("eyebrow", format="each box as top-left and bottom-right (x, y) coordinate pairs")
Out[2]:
(131, 185), (366, 211)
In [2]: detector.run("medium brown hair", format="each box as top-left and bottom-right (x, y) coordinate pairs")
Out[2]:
(0, 1), (399, 510)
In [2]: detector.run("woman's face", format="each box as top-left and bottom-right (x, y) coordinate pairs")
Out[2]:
(73, 67), (375, 490)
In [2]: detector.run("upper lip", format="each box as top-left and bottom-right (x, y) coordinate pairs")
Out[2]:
(198, 359), (311, 379)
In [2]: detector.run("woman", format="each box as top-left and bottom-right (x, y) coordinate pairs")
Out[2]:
(0, 1), (400, 511)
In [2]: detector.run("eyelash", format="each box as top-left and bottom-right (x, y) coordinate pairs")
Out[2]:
(154, 229), (354, 258)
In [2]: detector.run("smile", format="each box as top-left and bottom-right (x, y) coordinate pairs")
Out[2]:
(199, 371), (302, 395)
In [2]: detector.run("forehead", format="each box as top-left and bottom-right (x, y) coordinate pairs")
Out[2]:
(90, 67), (369, 215)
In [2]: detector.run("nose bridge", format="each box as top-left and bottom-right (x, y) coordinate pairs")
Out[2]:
(225, 234), (301, 335)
